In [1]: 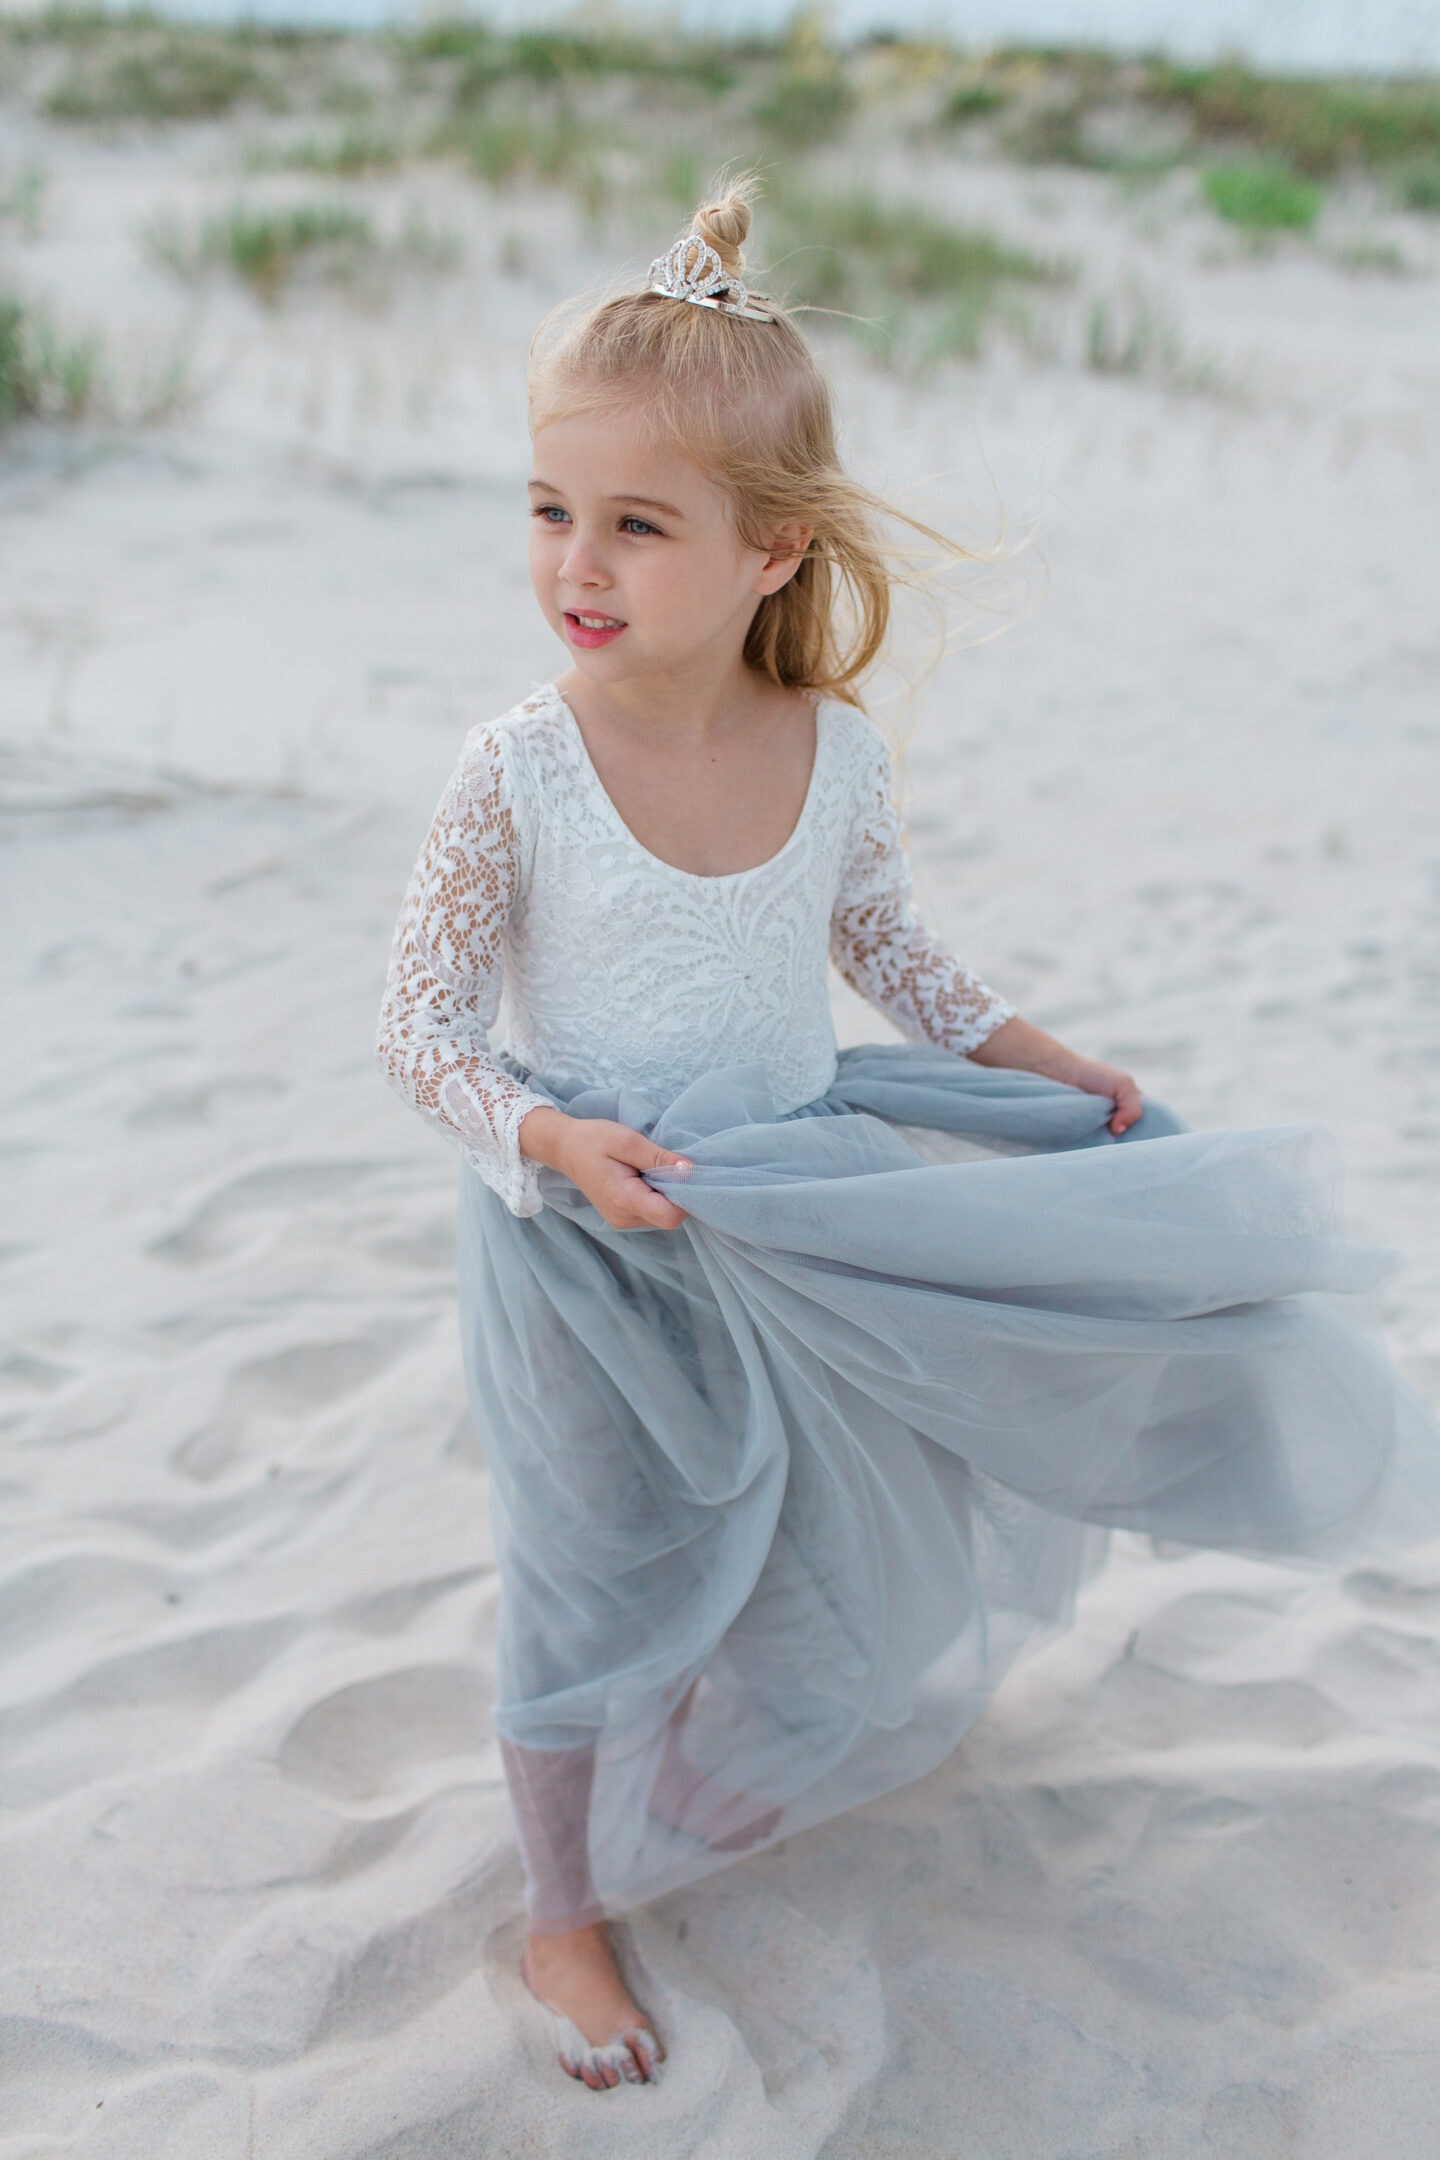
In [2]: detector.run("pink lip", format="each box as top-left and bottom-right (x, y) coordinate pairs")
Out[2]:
(564, 611), (627, 650)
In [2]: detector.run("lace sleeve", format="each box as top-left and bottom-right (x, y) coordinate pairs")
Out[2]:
(830, 728), (1014, 1056)
(376, 723), (551, 1217)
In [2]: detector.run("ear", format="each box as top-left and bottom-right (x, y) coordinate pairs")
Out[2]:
(753, 521), (815, 598)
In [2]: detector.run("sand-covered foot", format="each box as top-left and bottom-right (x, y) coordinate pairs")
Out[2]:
(523, 1923), (664, 2090)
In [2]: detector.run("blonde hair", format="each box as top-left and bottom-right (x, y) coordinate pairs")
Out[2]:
(527, 176), (976, 709)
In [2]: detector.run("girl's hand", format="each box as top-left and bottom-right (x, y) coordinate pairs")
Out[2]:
(969, 1016), (1144, 1135)
(1057, 1054), (1145, 1136)
(519, 1107), (692, 1229)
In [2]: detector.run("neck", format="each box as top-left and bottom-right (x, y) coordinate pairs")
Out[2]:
(558, 639), (778, 748)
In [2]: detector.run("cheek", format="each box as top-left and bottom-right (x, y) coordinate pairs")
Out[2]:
(528, 525), (560, 599)
(639, 542), (738, 620)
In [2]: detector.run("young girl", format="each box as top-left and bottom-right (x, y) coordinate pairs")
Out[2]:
(377, 182), (1438, 2091)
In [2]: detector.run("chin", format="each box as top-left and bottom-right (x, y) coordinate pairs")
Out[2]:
(564, 642), (650, 680)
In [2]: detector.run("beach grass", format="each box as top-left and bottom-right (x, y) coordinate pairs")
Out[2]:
(0, 287), (101, 423)
(145, 199), (376, 302)
(45, 29), (272, 121)
(24, 11), (355, 125)
(244, 124), (409, 178)
(4, 11), (1436, 394)
(1327, 236), (1410, 275)
(396, 16), (737, 98)
(750, 18), (855, 145)
(941, 81), (1012, 127)
(6, 11), (1437, 203)
(429, 109), (612, 217)
(772, 189), (1066, 308)
(144, 196), (462, 303)
(760, 188), (1066, 366)
(1398, 160), (1440, 210)
(1083, 285), (1234, 395)
(1202, 162), (1323, 232)
(0, 159), (49, 237)
(1149, 63), (1440, 178)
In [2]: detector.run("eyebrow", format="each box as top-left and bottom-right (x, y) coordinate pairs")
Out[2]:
(528, 479), (686, 520)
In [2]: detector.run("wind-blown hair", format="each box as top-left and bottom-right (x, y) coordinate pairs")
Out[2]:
(527, 176), (975, 709)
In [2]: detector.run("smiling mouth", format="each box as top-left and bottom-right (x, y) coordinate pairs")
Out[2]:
(563, 610), (628, 647)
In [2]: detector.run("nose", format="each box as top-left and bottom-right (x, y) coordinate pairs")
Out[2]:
(558, 529), (611, 591)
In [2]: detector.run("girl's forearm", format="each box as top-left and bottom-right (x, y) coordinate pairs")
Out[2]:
(968, 1015), (1143, 1134)
(518, 1105), (575, 1172)
(967, 1015), (1081, 1081)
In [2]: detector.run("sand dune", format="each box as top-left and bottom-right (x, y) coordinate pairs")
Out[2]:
(3, 101), (1440, 2158)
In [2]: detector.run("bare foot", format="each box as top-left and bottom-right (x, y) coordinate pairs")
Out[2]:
(523, 1922), (664, 2090)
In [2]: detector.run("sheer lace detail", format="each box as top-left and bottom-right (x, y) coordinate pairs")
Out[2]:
(489, 685), (854, 1130)
(830, 734), (1014, 1055)
(376, 711), (551, 1216)
(378, 686), (1011, 1214)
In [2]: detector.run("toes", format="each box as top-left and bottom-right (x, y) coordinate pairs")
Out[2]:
(625, 2028), (664, 2083)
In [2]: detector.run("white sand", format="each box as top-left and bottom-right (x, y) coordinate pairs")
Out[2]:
(4, 119), (1440, 2158)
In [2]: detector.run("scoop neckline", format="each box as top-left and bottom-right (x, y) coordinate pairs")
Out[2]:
(542, 681), (831, 886)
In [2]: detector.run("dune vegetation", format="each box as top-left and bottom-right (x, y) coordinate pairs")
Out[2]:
(1, 7), (1436, 426)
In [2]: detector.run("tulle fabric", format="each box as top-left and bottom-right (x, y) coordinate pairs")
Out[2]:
(455, 1045), (1440, 1932)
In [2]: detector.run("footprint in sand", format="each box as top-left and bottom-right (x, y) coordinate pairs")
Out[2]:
(171, 1325), (420, 1482)
(149, 1160), (384, 1266)
(278, 1666), (491, 1803)
(0, 1617), (302, 1805)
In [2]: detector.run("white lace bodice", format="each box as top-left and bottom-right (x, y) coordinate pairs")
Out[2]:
(377, 684), (1013, 1214)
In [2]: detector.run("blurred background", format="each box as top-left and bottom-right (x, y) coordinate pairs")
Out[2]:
(4, 8), (1440, 2157)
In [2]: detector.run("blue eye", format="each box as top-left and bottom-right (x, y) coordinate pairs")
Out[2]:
(621, 516), (660, 537)
(532, 504), (570, 524)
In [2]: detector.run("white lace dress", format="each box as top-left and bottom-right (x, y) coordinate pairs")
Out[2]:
(376, 682), (1013, 1208)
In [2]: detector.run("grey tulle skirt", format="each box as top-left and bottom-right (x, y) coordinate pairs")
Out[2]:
(456, 1045), (1440, 1932)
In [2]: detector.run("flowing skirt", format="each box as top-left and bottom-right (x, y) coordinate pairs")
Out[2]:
(455, 1045), (1440, 1932)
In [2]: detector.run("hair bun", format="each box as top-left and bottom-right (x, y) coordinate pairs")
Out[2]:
(694, 179), (756, 278)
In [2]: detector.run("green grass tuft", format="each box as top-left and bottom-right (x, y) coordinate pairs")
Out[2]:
(1202, 162), (1322, 232)
(429, 110), (611, 214)
(1084, 286), (1234, 396)
(0, 288), (103, 425)
(752, 67), (856, 145)
(941, 81), (1011, 126)
(762, 188), (1065, 366)
(399, 17), (734, 101)
(7, 6), (140, 47)
(398, 18), (494, 67)
(247, 124), (408, 177)
(750, 12), (854, 144)
(1328, 237), (1409, 275)
(1398, 159), (1440, 210)
(1150, 62), (1440, 178)
(0, 160), (49, 238)
(47, 34), (270, 122)
(146, 200), (376, 303)
(775, 191), (1064, 308)
(145, 197), (462, 304)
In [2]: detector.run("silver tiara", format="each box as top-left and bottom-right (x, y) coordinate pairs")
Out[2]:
(647, 231), (775, 322)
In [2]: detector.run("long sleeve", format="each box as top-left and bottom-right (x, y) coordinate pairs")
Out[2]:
(376, 722), (551, 1216)
(830, 728), (1014, 1055)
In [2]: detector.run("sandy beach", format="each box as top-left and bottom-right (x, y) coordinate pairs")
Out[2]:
(4, 21), (1440, 2155)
